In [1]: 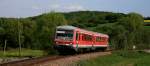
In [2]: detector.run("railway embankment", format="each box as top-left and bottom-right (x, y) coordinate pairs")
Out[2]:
(0, 51), (111, 66)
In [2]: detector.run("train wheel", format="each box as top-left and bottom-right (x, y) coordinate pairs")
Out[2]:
(102, 47), (107, 52)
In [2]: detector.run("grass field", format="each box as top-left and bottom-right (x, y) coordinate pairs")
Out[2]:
(144, 26), (150, 28)
(76, 50), (150, 66)
(0, 48), (47, 58)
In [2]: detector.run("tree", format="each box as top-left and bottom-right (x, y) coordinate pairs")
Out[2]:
(20, 19), (37, 48)
(0, 18), (23, 48)
(33, 12), (67, 50)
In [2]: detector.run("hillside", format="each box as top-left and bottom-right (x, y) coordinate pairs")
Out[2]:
(63, 11), (126, 29)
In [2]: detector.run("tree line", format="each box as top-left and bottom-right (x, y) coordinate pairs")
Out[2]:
(0, 11), (149, 53)
(64, 11), (150, 49)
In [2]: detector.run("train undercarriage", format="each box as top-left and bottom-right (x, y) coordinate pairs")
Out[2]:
(54, 45), (108, 55)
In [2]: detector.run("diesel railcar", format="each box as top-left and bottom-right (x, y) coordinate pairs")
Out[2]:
(54, 25), (109, 54)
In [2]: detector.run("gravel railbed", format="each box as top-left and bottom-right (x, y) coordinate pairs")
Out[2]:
(0, 57), (30, 64)
(35, 52), (111, 66)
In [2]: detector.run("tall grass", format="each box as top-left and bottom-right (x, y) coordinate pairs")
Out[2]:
(0, 48), (47, 58)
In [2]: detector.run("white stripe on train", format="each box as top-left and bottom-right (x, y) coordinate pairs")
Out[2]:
(59, 44), (108, 48)
(73, 44), (108, 48)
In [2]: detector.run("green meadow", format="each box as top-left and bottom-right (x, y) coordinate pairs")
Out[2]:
(76, 51), (150, 66)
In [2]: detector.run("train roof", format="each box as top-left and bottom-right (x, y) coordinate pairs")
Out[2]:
(57, 25), (77, 30)
(57, 25), (109, 38)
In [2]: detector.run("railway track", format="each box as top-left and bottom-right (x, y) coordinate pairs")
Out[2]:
(0, 56), (65, 66)
(0, 51), (111, 66)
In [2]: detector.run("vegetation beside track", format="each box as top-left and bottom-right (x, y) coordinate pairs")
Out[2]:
(0, 48), (46, 58)
(76, 50), (150, 66)
(0, 11), (150, 56)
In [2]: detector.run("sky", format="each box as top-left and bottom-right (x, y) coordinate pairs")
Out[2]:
(0, 0), (149, 17)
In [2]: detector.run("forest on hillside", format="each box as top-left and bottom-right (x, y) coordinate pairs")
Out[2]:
(0, 11), (150, 53)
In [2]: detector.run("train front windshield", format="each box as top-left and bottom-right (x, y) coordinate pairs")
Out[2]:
(56, 30), (73, 41)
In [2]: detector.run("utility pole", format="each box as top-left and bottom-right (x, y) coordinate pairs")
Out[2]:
(18, 18), (21, 57)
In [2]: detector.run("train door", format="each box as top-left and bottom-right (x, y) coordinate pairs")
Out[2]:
(92, 35), (96, 50)
(74, 31), (80, 51)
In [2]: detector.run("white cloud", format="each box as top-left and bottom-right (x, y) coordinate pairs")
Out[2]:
(48, 4), (86, 12)
(63, 4), (85, 11)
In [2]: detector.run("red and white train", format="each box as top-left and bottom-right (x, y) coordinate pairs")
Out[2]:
(54, 25), (109, 53)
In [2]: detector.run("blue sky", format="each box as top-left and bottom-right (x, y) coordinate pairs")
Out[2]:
(0, 0), (149, 17)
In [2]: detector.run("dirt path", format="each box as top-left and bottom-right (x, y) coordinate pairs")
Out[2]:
(35, 52), (111, 66)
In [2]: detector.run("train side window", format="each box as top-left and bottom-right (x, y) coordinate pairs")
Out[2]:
(96, 37), (102, 42)
(82, 34), (92, 41)
(87, 35), (92, 41)
(102, 37), (105, 41)
(101, 37), (106, 41)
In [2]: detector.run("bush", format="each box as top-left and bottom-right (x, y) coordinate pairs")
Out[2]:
(113, 50), (149, 58)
